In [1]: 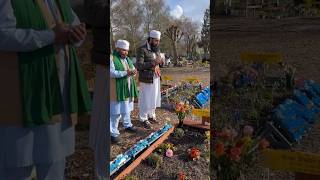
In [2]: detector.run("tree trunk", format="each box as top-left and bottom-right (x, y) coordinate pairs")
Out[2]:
(172, 41), (178, 66)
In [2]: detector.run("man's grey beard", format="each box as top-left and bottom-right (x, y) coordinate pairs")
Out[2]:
(120, 55), (127, 59)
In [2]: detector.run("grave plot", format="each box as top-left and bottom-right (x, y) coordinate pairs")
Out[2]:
(126, 126), (210, 180)
(211, 53), (320, 180)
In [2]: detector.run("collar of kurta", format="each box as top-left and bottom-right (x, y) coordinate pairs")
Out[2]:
(146, 41), (152, 51)
(112, 50), (136, 72)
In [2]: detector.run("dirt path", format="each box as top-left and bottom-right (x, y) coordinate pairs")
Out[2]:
(213, 17), (320, 82)
(162, 66), (210, 87)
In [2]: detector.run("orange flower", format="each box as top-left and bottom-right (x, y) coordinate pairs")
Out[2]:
(175, 104), (182, 112)
(259, 138), (270, 150)
(190, 148), (201, 161)
(215, 142), (225, 157)
(229, 147), (242, 161)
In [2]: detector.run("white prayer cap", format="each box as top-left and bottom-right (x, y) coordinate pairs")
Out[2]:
(115, 39), (130, 50)
(149, 30), (161, 39)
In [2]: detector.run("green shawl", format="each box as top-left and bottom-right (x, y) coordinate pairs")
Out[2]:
(11, 0), (92, 127)
(112, 51), (139, 101)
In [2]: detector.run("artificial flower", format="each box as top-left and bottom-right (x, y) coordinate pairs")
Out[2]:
(215, 142), (225, 157)
(166, 149), (174, 158)
(243, 125), (254, 136)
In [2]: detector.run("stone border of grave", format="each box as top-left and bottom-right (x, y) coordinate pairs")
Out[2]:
(110, 123), (175, 180)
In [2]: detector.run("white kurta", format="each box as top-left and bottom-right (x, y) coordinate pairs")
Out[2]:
(138, 74), (161, 120)
(138, 42), (162, 121)
(110, 56), (135, 115)
(110, 56), (135, 137)
(0, 0), (81, 172)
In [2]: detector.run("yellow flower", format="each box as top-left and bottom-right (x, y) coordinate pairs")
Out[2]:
(242, 136), (252, 147)
(205, 131), (210, 139)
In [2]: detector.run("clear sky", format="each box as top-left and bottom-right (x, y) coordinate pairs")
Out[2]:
(164, 0), (210, 24)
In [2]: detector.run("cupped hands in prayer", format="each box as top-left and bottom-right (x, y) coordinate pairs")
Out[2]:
(155, 56), (165, 65)
(127, 69), (137, 77)
(69, 23), (87, 44)
(53, 23), (87, 45)
(152, 56), (164, 67)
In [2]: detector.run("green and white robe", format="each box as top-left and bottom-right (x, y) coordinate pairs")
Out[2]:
(0, 0), (91, 169)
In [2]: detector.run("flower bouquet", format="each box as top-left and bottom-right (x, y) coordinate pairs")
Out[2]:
(212, 125), (270, 180)
(175, 101), (192, 128)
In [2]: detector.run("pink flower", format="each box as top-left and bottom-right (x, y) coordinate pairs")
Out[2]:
(243, 125), (254, 136)
(166, 149), (174, 158)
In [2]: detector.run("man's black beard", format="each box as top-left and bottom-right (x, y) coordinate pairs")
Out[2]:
(150, 44), (159, 53)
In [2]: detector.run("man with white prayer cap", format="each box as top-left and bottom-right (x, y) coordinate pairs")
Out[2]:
(110, 39), (139, 143)
(136, 30), (165, 129)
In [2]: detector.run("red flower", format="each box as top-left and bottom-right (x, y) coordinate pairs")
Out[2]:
(179, 171), (184, 180)
(235, 140), (244, 149)
(215, 142), (225, 157)
(259, 138), (270, 150)
(229, 147), (242, 161)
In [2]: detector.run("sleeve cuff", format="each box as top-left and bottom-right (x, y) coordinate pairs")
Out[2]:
(42, 30), (55, 46)
(123, 71), (128, 76)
